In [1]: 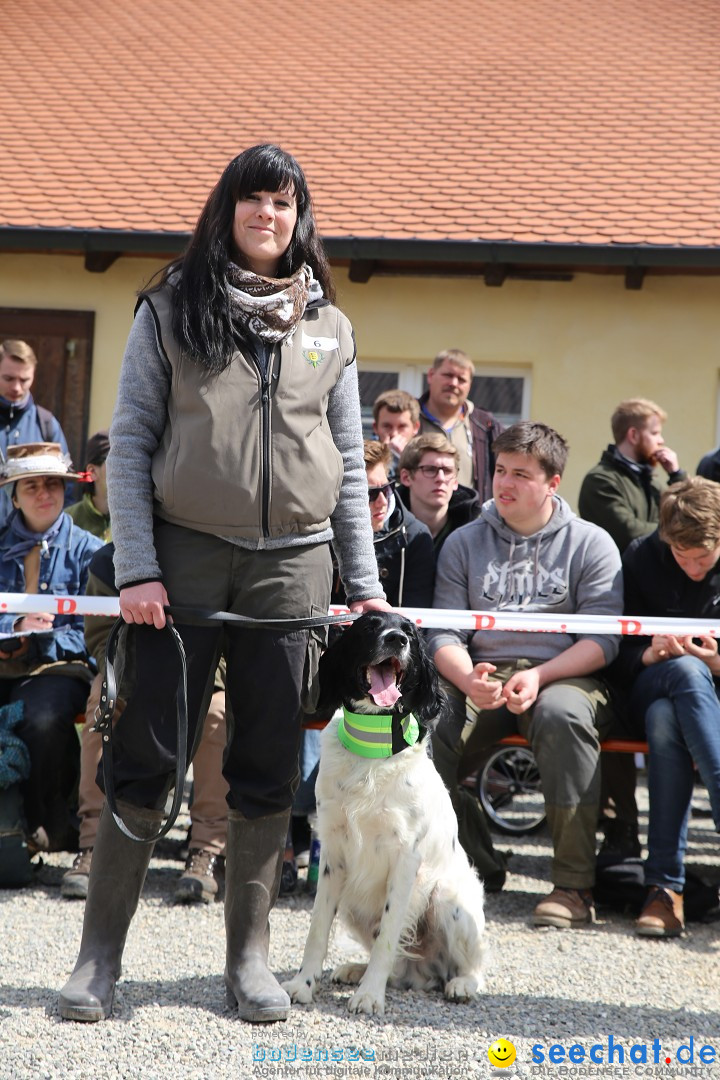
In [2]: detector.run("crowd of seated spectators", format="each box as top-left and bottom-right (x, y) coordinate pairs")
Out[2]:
(3, 339), (720, 944)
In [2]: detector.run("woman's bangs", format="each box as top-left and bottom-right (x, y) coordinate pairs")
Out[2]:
(235, 155), (303, 203)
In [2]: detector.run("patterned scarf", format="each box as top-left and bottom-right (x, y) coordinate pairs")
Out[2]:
(226, 262), (323, 344)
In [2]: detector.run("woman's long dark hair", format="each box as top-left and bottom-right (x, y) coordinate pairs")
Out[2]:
(146, 144), (335, 372)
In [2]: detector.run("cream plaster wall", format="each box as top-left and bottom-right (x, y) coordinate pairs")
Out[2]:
(336, 269), (720, 506)
(1, 253), (719, 509)
(0, 252), (165, 429)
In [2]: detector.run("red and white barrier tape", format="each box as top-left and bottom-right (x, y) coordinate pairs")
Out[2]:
(0, 593), (717, 637)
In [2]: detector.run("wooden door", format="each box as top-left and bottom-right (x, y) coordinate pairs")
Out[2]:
(0, 308), (94, 471)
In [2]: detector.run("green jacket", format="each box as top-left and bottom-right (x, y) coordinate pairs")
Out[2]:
(578, 445), (685, 553)
(67, 493), (111, 542)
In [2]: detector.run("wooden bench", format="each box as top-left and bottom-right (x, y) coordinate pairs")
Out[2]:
(496, 733), (648, 755)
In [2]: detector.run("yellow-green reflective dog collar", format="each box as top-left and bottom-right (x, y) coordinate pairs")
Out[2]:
(338, 709), (419, 758)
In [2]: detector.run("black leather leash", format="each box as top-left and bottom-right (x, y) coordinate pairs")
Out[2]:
(92, 616), (188, 843)
(164, 607), (358, 632)
(92, 607), (358, 843)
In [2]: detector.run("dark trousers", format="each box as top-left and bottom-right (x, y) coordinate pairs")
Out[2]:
(105, 524), (332, 819)
(1, 674), (91, 839)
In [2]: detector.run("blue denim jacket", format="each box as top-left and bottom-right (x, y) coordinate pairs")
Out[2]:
(0, 512), (103, 665)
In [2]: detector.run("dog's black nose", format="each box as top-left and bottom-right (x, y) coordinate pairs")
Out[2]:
(383, 630), (409, 648)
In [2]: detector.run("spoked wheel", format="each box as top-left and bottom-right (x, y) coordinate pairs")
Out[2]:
(477, 745), (546, 835)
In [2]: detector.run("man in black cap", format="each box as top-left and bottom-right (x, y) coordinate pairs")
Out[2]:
(67, 431), (111, 540)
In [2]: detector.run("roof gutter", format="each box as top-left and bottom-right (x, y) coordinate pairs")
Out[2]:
(325, 237), (720, 270)
(0, 226), (719, 270)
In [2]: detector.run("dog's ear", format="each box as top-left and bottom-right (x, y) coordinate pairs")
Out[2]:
(411, 633), (448, 727)
(309, 628), (349, 718)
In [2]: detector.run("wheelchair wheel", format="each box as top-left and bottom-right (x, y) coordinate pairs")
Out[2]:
(477, 745), (546, 835)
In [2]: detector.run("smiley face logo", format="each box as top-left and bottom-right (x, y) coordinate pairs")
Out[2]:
(488, 1038), (517, 1068)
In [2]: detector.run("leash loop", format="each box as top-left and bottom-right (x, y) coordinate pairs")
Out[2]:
(92, 608), (359, 843)
(93, 617), (188, 844)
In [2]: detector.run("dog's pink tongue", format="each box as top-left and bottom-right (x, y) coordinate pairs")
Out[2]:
(368, 664), (401, 707)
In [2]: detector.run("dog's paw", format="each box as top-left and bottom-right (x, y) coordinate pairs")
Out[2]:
(281, 974), (315, 1004)
(331, 962), (367, 985)
(444, 975), (478, 1002)
(347, 987), (385, 1015)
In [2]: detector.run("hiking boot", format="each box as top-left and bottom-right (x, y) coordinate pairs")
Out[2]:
(174, 849), (225, 904)
(636, 886), (684, 938)
(533, 887), (596, 928)
(598, 818), (641, 861)
(61, 849), (94, 899)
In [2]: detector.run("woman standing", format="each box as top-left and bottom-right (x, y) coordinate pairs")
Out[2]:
(59, 145), (387, 1024)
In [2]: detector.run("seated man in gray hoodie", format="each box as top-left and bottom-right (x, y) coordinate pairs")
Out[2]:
(429, 421), (623, 929)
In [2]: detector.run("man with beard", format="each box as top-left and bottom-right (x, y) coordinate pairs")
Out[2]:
(578, 398), (686, 553)
(578, 398), (687, 862)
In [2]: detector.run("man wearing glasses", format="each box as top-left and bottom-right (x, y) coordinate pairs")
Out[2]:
(397, 433), (481, 557)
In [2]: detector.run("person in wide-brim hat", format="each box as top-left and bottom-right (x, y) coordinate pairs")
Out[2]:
(0, 442), (87, 488)
(0, 440), (102, 856)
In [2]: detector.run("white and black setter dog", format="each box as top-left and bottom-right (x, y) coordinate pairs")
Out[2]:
(283, 612), (486, 1016)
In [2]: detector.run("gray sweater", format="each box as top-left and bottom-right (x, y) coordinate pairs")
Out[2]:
(428, 496), (623, 666)
(107, 301), (382, 602)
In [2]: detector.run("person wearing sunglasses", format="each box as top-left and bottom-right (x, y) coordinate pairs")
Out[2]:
(363, 440), (435, 609)
(328, 442), (434, 610)
(397, 433), (481, 558)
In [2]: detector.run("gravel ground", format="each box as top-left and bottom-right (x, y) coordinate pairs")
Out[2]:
(2, 775), (720, 1080)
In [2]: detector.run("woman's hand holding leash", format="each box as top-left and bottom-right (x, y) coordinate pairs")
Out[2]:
(119, 582), (170, 628)
(349, 598), (392, 614)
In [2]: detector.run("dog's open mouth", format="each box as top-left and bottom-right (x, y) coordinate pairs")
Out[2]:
(364, 658), (404, 708)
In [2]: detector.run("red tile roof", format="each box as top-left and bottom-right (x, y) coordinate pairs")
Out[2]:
(2, 0), (719, 247)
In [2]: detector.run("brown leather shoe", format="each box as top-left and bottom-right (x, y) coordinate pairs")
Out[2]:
(533, 887), (596, 928)
(174, 849), (225, 905)
(61, 848), (94, 899)
(636, 886), (684, 937)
